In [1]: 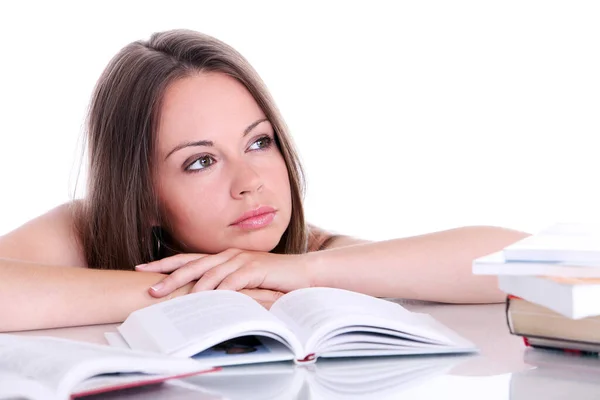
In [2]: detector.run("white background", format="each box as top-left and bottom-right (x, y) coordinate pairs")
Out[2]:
(1, 1), (599, 240)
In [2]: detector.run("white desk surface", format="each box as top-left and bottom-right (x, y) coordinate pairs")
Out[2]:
(12, 300), (600, 399)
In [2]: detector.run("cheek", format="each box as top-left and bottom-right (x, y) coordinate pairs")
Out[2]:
(157, 174), (228, 231)
(160, 184), (233, 253)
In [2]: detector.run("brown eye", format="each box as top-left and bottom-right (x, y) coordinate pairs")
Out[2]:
(248, 136), (272, 151)
(186, 155), (215, 171)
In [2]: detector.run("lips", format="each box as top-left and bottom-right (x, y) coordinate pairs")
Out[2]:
(231, 206), (277, 229)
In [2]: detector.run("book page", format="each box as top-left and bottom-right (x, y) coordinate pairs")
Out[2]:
(0, 334), (106, 398)
(0, 370), (52, 400)
(118, 291), (303, 358)
(108, 327), (297, 368)
(0, 334), (205, 400)
(270, 288), (472, 355)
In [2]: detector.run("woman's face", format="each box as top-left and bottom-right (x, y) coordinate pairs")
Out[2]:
(154, 72), (292, 254)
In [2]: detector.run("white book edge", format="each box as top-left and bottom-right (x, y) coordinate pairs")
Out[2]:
(473, 251), (600, 277)
(503, 222), (600, 263)
(498, 275), (600, 319)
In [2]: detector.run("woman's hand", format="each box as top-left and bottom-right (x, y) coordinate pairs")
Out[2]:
(135, 248), (314, 298)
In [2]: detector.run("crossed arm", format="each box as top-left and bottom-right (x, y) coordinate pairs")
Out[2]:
(140, 225), (527, 304)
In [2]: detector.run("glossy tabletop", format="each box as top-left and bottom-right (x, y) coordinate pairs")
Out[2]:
(15, 300), (600, 399)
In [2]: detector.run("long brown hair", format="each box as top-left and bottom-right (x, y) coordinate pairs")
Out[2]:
(76, 29), (307, 270)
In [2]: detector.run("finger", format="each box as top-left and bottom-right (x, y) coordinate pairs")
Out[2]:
(192, 255), (247, 292)
(136, 253), (207, 273)
(217, 265), (266, 292)
(239, 289), (284, 309)
(149, 249), (244, 297)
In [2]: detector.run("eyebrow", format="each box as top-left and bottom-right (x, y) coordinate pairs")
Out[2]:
(164, 117), (269, 160)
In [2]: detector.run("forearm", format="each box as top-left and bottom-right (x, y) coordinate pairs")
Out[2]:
(308, 226), (529, 303)
(0, 258), (192, 332)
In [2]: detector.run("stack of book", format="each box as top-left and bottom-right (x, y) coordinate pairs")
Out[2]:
(473, 222), (600, 355)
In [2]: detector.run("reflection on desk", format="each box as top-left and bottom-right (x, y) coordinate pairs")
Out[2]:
(19, 302), (600, 399)
(77, 355), (472, 400)
(185, 355), (468, 399)
(510, 348), (600, 400)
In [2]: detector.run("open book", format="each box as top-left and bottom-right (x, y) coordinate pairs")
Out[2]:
(107, 287), (477, 366)
(0, 334), (216, 400)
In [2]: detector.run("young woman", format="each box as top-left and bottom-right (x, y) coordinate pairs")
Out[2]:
(0, 29), (528, 332)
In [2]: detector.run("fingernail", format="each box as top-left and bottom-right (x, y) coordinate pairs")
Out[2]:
(135, 264), (147, 269)
(150, 282), (165, 292)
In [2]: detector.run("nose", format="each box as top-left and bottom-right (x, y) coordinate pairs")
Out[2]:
(230, 162), (264, 199)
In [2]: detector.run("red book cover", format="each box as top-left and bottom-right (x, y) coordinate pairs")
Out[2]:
(526, 341), (588, 356)
(71, 367), (220, 399)
(522, 337), (600, 358)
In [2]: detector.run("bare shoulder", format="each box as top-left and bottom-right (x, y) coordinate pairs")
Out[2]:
(307, 224), (371, 251)
(0, 201), (87, 267)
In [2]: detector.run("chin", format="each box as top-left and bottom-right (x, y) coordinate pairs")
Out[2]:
(182, 224), (287, 254)
(230, 228), (285, 253)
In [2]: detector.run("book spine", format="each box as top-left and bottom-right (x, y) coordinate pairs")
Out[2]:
(294, 353), (316, 364)
(505, 296), (516, 335)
